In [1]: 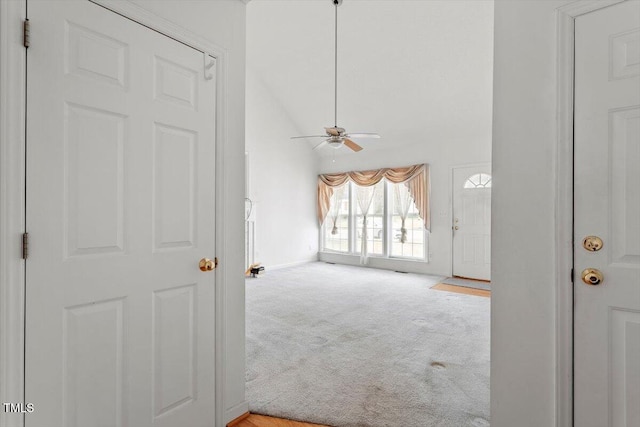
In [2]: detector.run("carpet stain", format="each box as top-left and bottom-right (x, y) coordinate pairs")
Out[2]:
(430, 361), (447, 370)
(337, 330), (367, 342)
(363, 385), (385, 414)
(471, 417), (490, 427)
(246, 367), (260, 382)
(310, 336), (328, 346)
(412, 318), (429, 326)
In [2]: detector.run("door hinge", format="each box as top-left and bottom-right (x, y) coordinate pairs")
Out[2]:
(22, 232), (29, 259)
(570, 268), (574, 283)
(23, 19), (30, 48)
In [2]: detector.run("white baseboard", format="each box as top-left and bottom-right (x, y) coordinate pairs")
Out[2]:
(261, 256), (319, 272)
(318, 252), (446, 276)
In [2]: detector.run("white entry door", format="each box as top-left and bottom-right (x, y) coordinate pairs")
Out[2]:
(452, 165), (491, 281)
(25, 1), (217, 426)
(574, 2), (640, 426)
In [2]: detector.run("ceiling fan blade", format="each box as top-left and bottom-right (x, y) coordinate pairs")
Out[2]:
(313, 140), (328, 151)
(347, 133), (381, 139)
(291, 135), (330, 139)
(343, 138), (363, 152)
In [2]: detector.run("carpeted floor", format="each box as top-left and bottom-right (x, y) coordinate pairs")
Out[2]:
(246, 262), (490, 427)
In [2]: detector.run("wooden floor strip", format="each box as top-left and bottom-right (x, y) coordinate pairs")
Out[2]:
(228, 413), (329, 427)
(431, 283), (491, 298)
(227, 412), (251, 427)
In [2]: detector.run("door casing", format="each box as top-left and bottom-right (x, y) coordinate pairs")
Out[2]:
(0, 1), (237, 426)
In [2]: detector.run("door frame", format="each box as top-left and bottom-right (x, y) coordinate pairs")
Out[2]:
(555, 1), (627, 426)
(0, 1), (236, 426)
(449, 162), (491, 278)
(0, 2), (28, 426)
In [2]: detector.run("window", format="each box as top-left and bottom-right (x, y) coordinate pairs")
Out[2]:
(464, 173), (492, 189)
(322, 180), (427, 260)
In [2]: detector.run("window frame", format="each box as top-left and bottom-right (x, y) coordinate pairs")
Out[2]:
(320, 180), (428, 261)
(464, 173), (492, 189)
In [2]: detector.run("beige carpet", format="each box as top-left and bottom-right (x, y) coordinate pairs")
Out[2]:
(246, 262), (490, 427)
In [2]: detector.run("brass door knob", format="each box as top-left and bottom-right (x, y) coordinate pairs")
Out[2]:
(581, 268), (604, 285)
(454, 226), (459, 230)
(199, 258), (216, 272)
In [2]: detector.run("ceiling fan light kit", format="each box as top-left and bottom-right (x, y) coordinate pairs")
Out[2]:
(290, 0), (380, 152)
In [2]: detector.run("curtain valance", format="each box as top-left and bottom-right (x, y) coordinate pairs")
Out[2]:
(317, 164), (430, 230)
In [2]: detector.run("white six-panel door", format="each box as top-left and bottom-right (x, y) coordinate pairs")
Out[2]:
(25, 1), (217, 426)
(574, 2), (640, 426)
(452, 165), (491, 281)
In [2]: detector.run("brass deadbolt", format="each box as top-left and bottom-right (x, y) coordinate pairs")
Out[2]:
(581, 268), (604, 286)
(582, 236), (603, 252)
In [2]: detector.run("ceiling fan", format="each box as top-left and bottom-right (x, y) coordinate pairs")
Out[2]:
(291, 0), (381, 152)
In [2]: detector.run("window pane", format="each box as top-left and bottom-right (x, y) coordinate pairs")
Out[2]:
(323, 185), (349, 252)
(390, 182), (425, 259)
(354, 181), (385, 255)
(464, 173), (492, 189)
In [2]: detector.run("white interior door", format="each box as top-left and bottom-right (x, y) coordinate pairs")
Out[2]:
(25, 1), (217, 426)
(452, 165), (491, 281)
(574, 2), (640, 426)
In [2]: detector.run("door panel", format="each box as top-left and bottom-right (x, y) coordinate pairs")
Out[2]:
(65, 103), (126, 256)
(610, 106), (640, 266)
(153, 123), (198, 250)
(64, 298), (126, 427)
(574, 2), (640, 426)
(25, 2), (216, 426)
(452, 165), (491, 281)
(152, 284), (197, 417)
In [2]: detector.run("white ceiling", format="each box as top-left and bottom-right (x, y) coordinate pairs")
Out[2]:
(246, 0), (494, 157)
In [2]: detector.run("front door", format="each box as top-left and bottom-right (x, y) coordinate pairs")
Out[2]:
(452, 165), (491, 281)
(574, 2), (640, 426)
(25, 1), (217, 426)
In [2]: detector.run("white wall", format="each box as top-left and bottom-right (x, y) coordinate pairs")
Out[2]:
(246, 2), (321, 269)
(246, 0), (494, 275)
(491, 1), (572, 426)
(127, 0), (248, 423)
(244, 67), (319, 269)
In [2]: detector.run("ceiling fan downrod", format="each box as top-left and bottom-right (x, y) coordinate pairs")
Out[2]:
(333, 0), (339, 128)
(289, 0), (379, 153)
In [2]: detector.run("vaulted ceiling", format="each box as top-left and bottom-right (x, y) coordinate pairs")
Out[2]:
(247, 0), (494, 157)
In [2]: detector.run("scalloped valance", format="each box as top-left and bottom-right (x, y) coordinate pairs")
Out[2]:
(317, 164), (430, 230)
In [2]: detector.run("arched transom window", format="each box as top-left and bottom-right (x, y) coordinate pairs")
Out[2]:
(464, 173), (492, 189)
